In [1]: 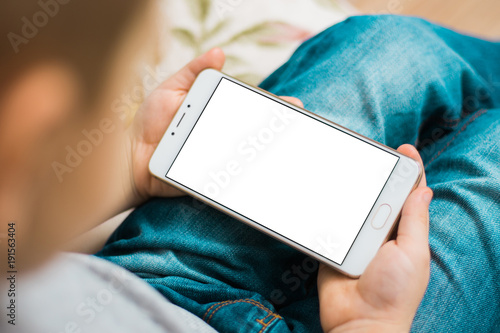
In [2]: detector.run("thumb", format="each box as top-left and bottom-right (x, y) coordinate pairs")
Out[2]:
(162, 48), (225, 91)
(280, 96), (304, 108)
(396, 186), (433, 259)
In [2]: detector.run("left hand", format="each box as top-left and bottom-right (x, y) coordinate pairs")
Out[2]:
(129, 48), (303, 204)
(129, 48), (225, 202)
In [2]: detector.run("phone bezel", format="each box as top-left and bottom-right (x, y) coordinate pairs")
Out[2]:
(149, 69), (422, 277)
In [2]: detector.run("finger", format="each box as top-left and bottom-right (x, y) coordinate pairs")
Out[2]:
(396, 186), (433, 257)
(280, 96), (304, 108)
(162, 48), (225, 91)
(397, 144), (427, 187)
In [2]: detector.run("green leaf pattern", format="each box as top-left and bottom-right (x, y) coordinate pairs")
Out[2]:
(169, 0), (345, 84)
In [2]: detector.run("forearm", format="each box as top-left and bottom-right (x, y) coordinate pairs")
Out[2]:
(326, 319), (409, 333)
(20, 127), (142, 269)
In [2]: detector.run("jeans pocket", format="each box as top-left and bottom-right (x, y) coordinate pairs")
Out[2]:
(202, 298), (289, 333)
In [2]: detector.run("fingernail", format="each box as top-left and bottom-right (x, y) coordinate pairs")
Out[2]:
(423, 189), (433, 204)
(209, 47), (221, 55)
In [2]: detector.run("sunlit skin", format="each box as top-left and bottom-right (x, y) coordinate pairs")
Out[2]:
(130, 48), (305, 202)
(122, 48), (434, 331)
(318, 145), (432, 333)
(1, 44), (432, 332)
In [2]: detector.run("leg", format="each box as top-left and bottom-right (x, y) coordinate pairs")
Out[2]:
(260, 15), (500, 153)
(97, 196), (320, 333)
(411, 108), (500, 332)
(261, 15), (500, 331)
(98, 16), (500, 332)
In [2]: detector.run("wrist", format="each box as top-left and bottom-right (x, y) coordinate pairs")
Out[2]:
(327, 319), (410, 333)
(122, 126), (145, 208)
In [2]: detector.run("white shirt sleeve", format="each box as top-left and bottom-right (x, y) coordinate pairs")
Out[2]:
(1, 253), (217, 333)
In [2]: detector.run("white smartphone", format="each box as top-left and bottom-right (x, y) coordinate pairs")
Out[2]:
(149, 69), (422, 277)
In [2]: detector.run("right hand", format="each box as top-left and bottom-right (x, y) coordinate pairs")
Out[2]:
(318, 144), (433, 332)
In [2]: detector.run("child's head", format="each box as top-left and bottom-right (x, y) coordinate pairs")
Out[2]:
(0, 1), (153, 268)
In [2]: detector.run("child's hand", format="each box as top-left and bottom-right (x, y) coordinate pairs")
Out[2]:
(129, 49), (225, 202)
(128, 48), (304, 204)
(318, 145), (432, 333)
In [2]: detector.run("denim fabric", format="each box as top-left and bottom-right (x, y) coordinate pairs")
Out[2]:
(97, 15), (500, 332)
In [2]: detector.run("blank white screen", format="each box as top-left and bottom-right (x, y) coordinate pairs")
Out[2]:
(167, 78), (398, 264)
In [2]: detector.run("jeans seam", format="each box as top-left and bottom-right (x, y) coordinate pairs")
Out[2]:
(424, 108), (489, 168)
(258, 314), (279, 333)
(436, 117), (462, 127)
(203, 298), (272, 321)
(202, 298), (282, 329)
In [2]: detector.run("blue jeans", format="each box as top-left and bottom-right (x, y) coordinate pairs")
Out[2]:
(97, 15), (500, 332)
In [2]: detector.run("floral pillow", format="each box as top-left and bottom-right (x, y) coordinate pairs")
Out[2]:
(156, 0), (354, 85)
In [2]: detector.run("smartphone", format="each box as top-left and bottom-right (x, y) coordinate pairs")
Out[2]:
(149, 69), (422, 277)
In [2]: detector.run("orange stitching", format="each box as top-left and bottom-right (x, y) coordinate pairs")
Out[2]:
(425, 109), (488, 168)
(206, 302), (233, 323)
(258, 316), (279, 333)
(256, 312), (272, 325)
(203, 300), (231, 321)
(207, 300), (267, 324)
(203, 298), (282, 325)
(246, 299), (279, 315)
(202, 298), (266, 321)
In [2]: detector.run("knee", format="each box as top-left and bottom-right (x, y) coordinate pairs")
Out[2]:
(267, 15), (441, 87)
(322, 15), (434, 46)
(324, 15), (441, 58)
(303, 15), (454, 84)
(342, 15), (436, 63)
(341, 14), (427, 29)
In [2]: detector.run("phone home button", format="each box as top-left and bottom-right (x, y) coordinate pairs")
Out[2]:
(371, 204), (392, 230)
